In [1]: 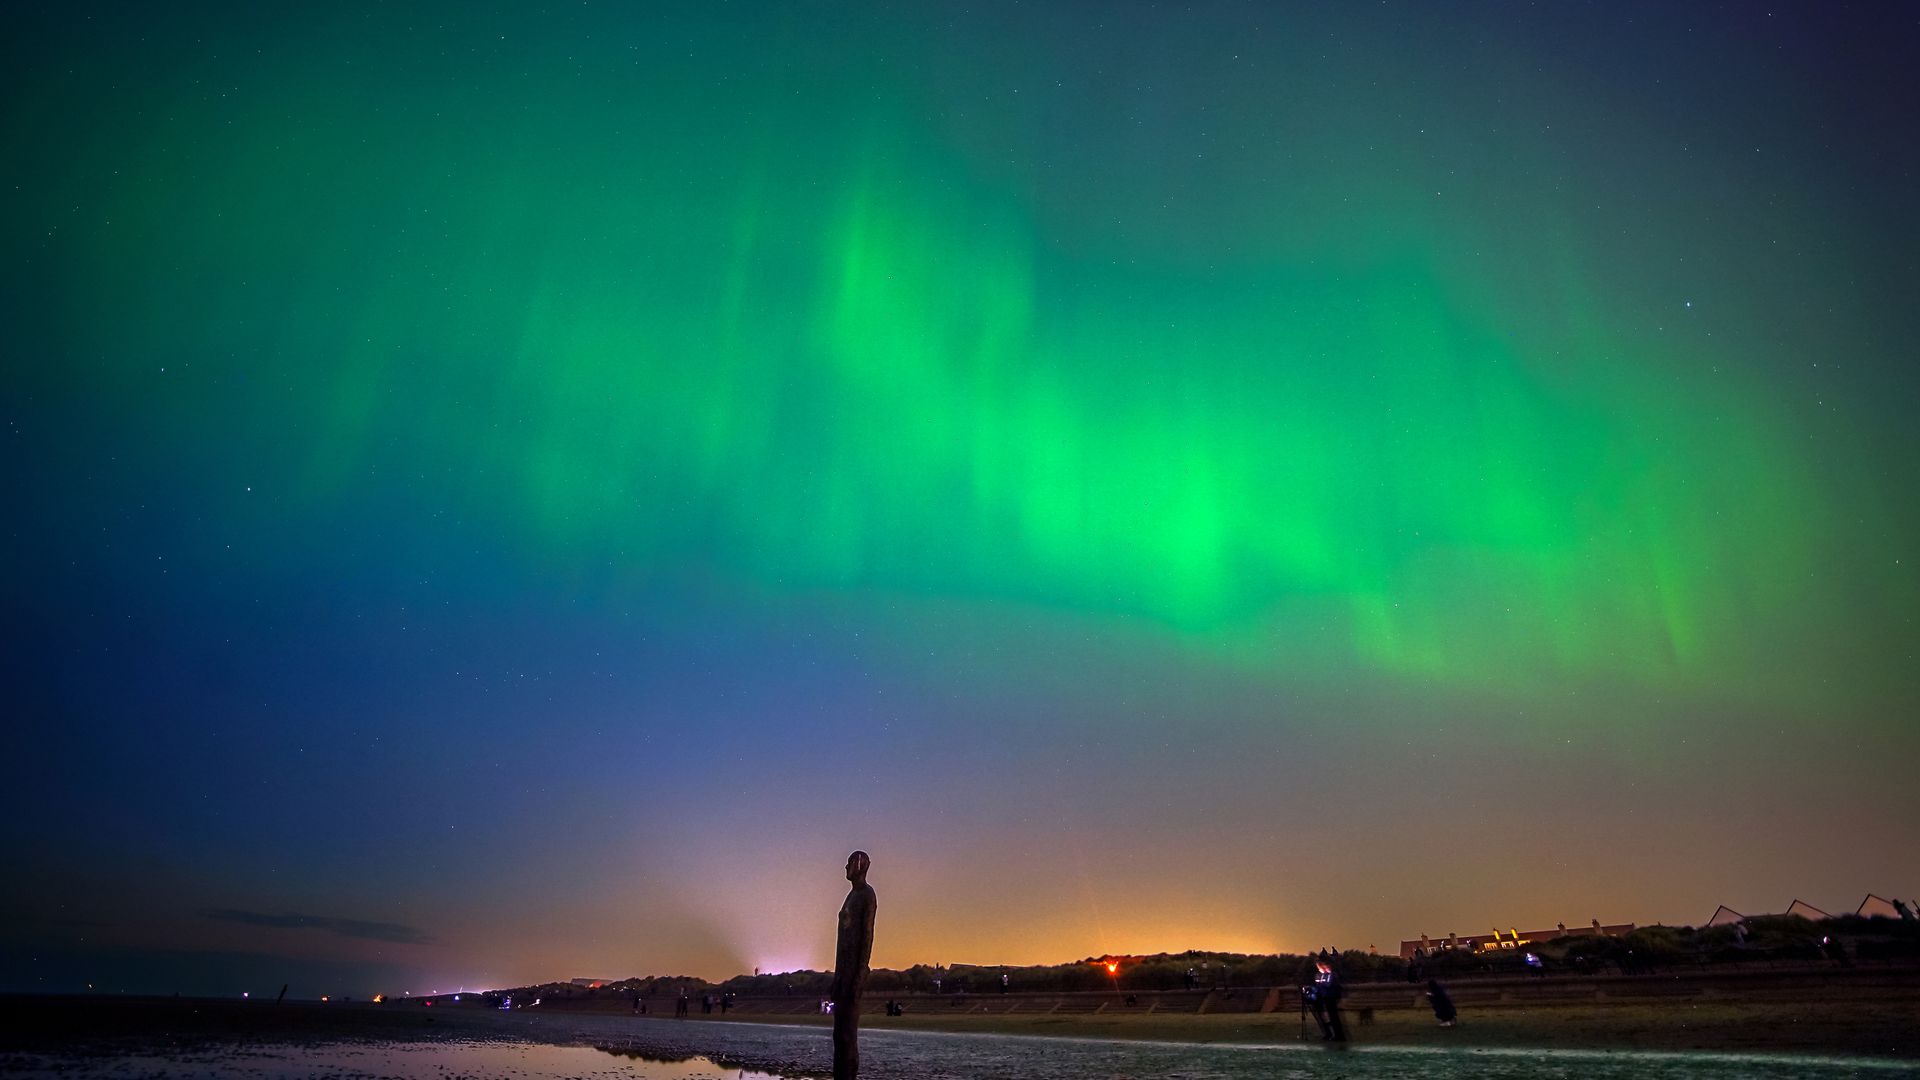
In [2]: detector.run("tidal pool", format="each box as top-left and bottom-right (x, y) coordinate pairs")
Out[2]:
(0, 1041), (781, 1079)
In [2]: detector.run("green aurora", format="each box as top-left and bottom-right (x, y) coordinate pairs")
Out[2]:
(17, 10), (1890, 701)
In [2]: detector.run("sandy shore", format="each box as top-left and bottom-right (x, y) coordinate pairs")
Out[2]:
(513, 966), (1920, 1060)
(6, 982), (1917, 1062)
(834, 996), (1920, 1058)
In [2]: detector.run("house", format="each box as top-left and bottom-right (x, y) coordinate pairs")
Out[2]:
(1703, 892), (1913, 926)
(1399, 919), (1634, 960)
(1855, 893), (1903, 919)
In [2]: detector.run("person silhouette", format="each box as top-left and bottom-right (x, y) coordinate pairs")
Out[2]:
(1426, 978), (1457, 1026)
(831, 851), (877, 1079)
(1314, 960), (1347, 1042)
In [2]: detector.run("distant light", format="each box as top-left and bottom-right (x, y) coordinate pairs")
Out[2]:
(453, 995), (460, 1001)
(321, 996), (329, 1002)
(1105, 962), (1118, 975)
(242, 992), (249, 999)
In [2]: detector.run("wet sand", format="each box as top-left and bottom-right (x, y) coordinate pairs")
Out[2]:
(521, 967), (1920, 1060)
(840, 995), (1920, 1058)
(5, 985), (1917, 1064)
(8, 996), (1920, 1080)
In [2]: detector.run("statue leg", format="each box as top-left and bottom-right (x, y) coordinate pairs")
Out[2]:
(832, 997), (859, 1079)
(829, 999), (860, 1068)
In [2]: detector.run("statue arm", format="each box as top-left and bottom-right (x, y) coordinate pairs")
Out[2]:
(857, 891), (877, 976)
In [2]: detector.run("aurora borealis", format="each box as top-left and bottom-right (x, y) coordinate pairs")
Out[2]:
(4, 2), (1916, 997)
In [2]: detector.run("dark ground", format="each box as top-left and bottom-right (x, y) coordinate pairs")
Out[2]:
(5, 977), (1918, 1064)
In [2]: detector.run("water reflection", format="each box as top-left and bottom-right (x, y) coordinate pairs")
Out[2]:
(6, 1031), (1911, 1079)
(596, 1042), (788, 1078)
(4, 1041), (793, 1079)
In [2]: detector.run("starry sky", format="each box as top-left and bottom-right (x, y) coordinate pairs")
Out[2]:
(3, 1), (1916, 998)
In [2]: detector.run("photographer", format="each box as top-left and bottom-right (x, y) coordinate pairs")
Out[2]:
(1312, 960), (1347, 1041)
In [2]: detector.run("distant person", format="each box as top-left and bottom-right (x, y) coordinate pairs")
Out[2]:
(1313, 960), (1347, 1042)
(1000, 972), (1009, 994)
(676, 990), (689, 1018)
(1524, 952), (1545, 978)
(831, 850), (878, 1080)
(1426, 979), (1456, 1027)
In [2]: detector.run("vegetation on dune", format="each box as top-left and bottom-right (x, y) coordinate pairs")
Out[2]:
(462, 915), (1919, 1005)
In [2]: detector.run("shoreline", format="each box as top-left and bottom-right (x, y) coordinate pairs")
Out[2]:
(477, 964), (1920, 1059)
(717, 997), (1920, 1059)
(5, 983), (1917, 1062)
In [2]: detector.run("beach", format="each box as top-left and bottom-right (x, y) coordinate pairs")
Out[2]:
(6, 967), (1916, 1077)
(475, 965), (1920, 1060)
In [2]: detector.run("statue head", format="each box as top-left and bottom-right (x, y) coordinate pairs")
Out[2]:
(845, 850), (870, 885)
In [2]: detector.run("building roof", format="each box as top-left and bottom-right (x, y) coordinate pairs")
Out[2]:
(1856, 894), (1902, 919)
(1705, 905), (1746, 927)
(1707, 893), (1910, 925)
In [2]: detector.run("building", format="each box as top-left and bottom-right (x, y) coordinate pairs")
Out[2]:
(1704, 893), (1915, 926)
(1398, 919), (1635, 960)
(1857, 894), (1905, 919)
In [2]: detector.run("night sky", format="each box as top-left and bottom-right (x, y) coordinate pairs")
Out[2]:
(4, 2), (1916, 999)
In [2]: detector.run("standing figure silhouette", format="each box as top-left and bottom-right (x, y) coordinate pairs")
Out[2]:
(831, 850), (877, 1080)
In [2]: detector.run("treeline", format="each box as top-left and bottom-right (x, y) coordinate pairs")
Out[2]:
(489, 914), (1919, 1001)
(1547, 914), (1916, 969)
(1413, 914), (1920, 979)
(710, 950), (1404, 996)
